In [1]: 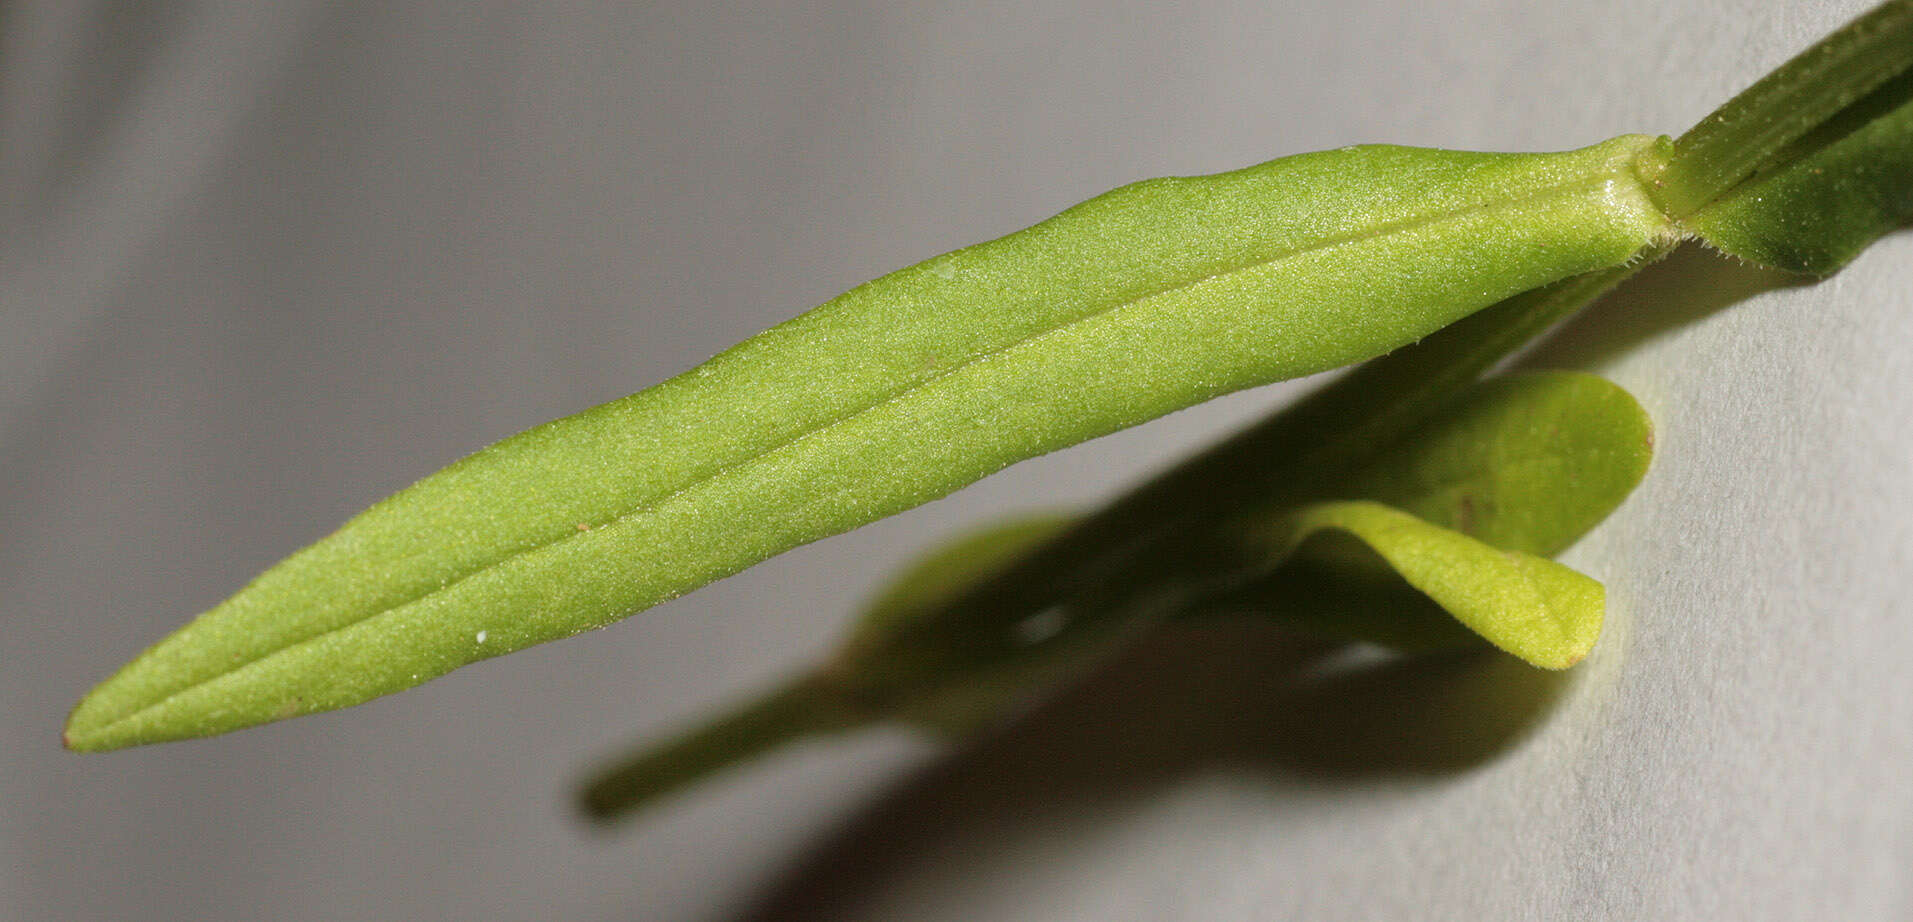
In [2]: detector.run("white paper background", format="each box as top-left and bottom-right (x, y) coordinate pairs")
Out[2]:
(5, 1), (1909, 919)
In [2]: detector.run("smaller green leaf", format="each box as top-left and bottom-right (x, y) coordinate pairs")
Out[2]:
(1210, 369), (1652, 655)
(854, 370), (1652, 680)
(1316, 370), (1655, 558)
(1258, 501), (1601, 670)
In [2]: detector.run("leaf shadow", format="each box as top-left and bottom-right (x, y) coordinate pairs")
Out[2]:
(729, 618), (1575, 922)
(1515, 244), (1807, 371)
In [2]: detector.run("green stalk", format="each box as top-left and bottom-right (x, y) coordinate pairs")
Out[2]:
(1650, 0), (1913, 217)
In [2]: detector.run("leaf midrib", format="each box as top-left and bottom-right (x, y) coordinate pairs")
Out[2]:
(81, 161), (1653, 742)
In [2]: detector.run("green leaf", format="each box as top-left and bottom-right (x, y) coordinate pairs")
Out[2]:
(1260, 501), (1601, 670)
(68, 137), (1674, 752)
(1319, 370), (1655, 559)
(1215, 370), (1653, 658)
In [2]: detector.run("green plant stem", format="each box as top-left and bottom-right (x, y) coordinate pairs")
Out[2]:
(1689, 73), (1913, 273)
(1651, 0), (1913, 217)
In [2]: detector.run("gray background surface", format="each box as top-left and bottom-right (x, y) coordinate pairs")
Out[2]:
(6, 1), (1910, 919)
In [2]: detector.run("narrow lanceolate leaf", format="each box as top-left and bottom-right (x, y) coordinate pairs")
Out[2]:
(67, 135), (1676, 751)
